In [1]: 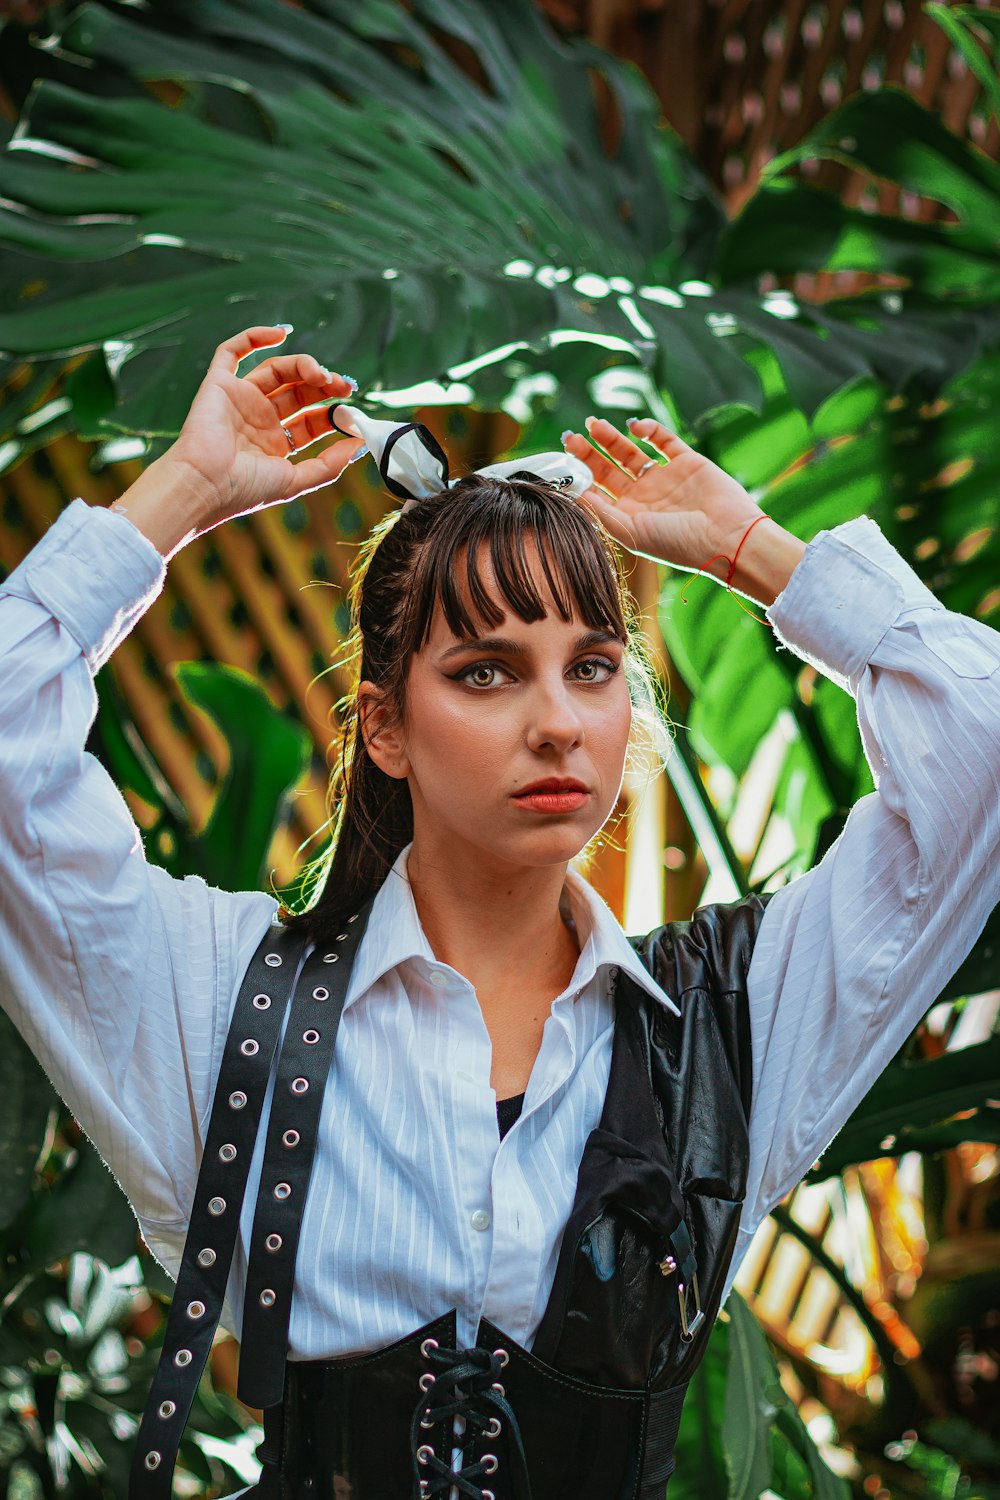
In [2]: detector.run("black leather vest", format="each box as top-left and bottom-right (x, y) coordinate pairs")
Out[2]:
(128, 894), (768, 1500)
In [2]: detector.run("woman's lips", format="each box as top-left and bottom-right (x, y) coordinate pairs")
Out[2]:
(512, 783), (590, 814)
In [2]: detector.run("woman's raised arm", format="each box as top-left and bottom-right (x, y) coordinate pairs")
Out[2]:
(564, 417), (1000, 1307)
(0, 325), (362, 1234)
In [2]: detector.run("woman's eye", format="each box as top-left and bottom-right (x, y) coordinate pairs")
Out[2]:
(459, 661), (510, 688)
(573, 657), (619, 683)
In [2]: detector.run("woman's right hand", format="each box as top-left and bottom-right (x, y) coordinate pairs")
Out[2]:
(114, 325), (368, 556)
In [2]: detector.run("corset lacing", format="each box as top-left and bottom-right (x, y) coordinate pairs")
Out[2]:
(409, 1339), (532, 1499)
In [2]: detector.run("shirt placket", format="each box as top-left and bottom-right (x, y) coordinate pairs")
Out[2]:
(479, 1000), (579, 1343)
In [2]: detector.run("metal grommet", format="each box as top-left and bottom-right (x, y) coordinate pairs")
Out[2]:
(322, 952), (339, 964)
(174, 1349), (192, 1368)
(481, 1455), (499, 1475)
(291, 1077), (309, 1094)
(260, 1288), (277, 1308)
(219, 1143), (237, 1163)
(416, 1445), (434, 1465)
(274, 1182), (292, 1200)
(484, 1416), (502, 1439)
(420, 1338), (439, 1358)
(336, 932), (349, 941)
(282, 1129), (300, 1148)
(158, 1400), (176, 1420)
(303, 1029), (320, 1045)
(491, 1382), (505, 1397)
(264, 953), (283, 967)
(144, 1451), (162, 1471)
(208, 1196), (226, 1216)
(265, 1233), (283, 1252)
(418, 1372), (434, 1392)
(493, 1347), (510, 1368)
(482, 1491), (495, 1500)
(229, 1091), (247, 1110)
(312, 987), (330, 1001)
(253, 993), (272, 1010)
(348, 913), (359, 922)
(240, 1038), (259, 1057)
(197, 1248), (216, 1269)
(186, 1301), (206, 1319)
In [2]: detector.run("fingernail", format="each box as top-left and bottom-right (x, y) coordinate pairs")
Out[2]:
(348, 444), (369, 465)
(560, 429), (573, 443)
(317, 364), (334, 381)
(276, 322), (294, 332)
(343, 374), (358, 393)
(626, 416), (640, 428)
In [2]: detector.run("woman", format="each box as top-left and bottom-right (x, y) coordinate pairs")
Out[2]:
(1, 324), (998, 1500)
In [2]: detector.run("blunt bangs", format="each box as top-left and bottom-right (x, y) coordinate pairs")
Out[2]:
(402, 477), (628, 651)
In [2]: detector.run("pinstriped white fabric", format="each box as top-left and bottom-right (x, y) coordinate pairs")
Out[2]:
(1, 500), (998, 1356)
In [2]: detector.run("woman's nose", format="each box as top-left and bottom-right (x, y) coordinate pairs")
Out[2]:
(525, 681), (585, 753)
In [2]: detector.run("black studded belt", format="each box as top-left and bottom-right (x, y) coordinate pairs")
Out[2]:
(128, 902), (374, 1499)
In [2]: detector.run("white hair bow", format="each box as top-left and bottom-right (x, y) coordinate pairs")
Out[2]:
(329, 404), (594, 510)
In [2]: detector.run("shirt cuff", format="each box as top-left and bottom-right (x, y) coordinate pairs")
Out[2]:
(765, 515), (942, 692)
(0, 497), (167, 674)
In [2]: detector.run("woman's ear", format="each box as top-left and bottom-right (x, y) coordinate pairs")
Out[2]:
(358, 680), (410, 779)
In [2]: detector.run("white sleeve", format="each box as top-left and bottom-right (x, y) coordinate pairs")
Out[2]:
(0, 499), (277, 1231)
(721, 516), (1000, 1305)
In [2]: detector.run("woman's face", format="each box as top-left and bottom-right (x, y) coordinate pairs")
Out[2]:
(362, 540), (633, 874)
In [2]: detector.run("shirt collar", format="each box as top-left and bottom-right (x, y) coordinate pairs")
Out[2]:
(560, 864), (681, 1016)
(343, 843), (680, 1017)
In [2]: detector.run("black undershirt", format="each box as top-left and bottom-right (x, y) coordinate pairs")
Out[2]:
(496, 1092), (526, 1139)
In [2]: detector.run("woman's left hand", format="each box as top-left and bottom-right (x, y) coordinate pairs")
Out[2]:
(563, 416), (764, 577)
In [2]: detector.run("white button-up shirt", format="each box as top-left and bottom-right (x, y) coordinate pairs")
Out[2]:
(1, 499), (998, 1357)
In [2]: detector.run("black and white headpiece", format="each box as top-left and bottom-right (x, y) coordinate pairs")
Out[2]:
(330, 404), (594, 511)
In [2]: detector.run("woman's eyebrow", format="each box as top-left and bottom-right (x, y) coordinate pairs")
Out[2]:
(438, 629), (621, 662)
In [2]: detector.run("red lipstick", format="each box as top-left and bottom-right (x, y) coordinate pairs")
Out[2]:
(512, 778), (589, 814)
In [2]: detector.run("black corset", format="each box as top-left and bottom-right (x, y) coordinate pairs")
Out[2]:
(254, 1311), (686, 1500)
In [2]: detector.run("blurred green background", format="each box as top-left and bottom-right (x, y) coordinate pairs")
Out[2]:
(0, 2), (999, 1496)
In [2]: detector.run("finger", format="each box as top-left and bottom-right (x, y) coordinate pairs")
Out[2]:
(282, 403), (357, 452)
(584, 416), (654, 478)
(624, 417), (690, 463)
(265, 374), (357, 424)
(562, 429), (632, 494)
(247, 352), (356, 405)
(281, 434), (369, 495)
(209, 324), (294, 377)
(576, 486), (639, 551)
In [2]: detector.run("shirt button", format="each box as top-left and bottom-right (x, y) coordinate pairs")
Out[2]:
(470, 1209), (491, 1232)
(430, 972), (448, 989)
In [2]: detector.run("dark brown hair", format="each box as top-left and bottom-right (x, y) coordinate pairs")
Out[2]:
(276, 474), (660, 943)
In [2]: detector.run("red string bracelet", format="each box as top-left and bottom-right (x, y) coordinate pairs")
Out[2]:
(680, 513), (773, 625)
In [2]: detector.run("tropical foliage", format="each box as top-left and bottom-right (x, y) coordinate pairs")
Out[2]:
(0, 0), (998, 1495)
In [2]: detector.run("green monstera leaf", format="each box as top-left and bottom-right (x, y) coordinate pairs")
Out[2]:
(1, 0), (998, 471)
